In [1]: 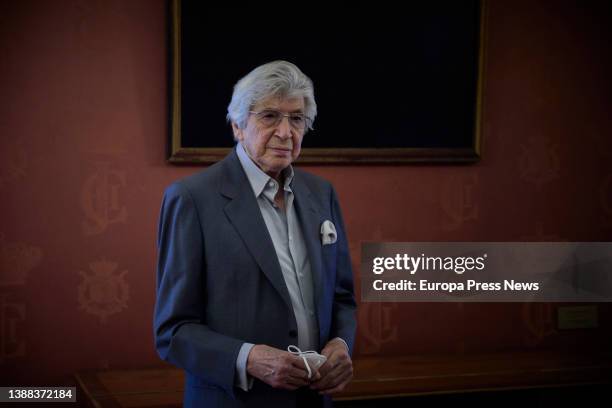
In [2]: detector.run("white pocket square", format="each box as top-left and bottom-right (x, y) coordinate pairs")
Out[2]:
(320, 220), (337, 245)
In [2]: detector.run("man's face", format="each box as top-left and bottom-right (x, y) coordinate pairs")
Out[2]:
(233, 96), (306, 180)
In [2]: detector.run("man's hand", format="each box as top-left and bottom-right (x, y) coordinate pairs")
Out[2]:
(247, 345), (321, 390)
(310, 338), (353, 395)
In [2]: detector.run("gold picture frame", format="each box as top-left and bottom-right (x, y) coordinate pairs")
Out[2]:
(169, 1), (486, 164)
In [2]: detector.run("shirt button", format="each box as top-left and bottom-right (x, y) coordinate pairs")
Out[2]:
(268, 181), (275, 188)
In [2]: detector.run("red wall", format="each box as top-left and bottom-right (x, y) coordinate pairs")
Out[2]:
(1, 0), (611, 385)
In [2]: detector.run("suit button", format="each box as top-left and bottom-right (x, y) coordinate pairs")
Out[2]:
(289, 329), (298, 338)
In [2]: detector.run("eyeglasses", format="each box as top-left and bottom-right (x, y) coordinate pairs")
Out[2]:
(249, 109), (312, 130)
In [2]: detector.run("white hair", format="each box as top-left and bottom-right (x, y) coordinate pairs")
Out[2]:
(227, 60), (317, 133)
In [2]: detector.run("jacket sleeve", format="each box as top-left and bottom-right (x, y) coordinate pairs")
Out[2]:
(153, 182), (243, 398)
(328, 186), (358, 355)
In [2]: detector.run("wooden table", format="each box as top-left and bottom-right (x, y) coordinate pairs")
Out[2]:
(75, 351), (612, 407)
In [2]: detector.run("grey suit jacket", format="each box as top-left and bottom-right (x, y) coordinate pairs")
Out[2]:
(154, 148), (357, 407)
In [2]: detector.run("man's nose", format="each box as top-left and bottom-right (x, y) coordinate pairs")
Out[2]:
(274, 116), (293, 139)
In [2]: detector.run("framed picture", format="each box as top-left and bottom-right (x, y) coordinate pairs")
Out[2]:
(169, 1), (485, 164)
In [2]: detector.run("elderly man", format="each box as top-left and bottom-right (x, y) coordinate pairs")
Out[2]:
(154, 61), (356, 408)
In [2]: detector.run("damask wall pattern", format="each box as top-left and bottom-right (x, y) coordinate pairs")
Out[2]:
(0, 0), (611, 385)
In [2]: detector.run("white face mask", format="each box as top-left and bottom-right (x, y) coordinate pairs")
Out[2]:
(287, 345), (327, 379)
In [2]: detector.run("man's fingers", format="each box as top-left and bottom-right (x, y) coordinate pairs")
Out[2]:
(286, 374), (310, 388)
(289, 355), (313, 372)
(311, 358), (341, 388)
(250, 347), (318, 390)
(317, 359), (332, 376)
(289, 355), (323, 381)
(311, 356), (353, 390)
(270, 356), (312, 388)
(287, 361), (312, 380)
(254, 346), (342, 390)
(267, 369), (308, 390)
(286, 367), (311, 384)
(316, 370), (352, 394)
(310, 368), (336, 390)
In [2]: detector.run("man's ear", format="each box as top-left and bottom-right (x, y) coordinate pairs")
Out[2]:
(231, 122), (243, 142)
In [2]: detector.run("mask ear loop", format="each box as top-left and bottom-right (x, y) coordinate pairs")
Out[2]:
(287, 345), (313, 379)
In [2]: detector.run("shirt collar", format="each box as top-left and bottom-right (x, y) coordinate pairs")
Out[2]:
(236, 142), (294, 199)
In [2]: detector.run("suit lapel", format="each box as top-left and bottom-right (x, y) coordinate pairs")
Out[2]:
(291, 173), (325, 325)
(220, 149), (293, 311)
